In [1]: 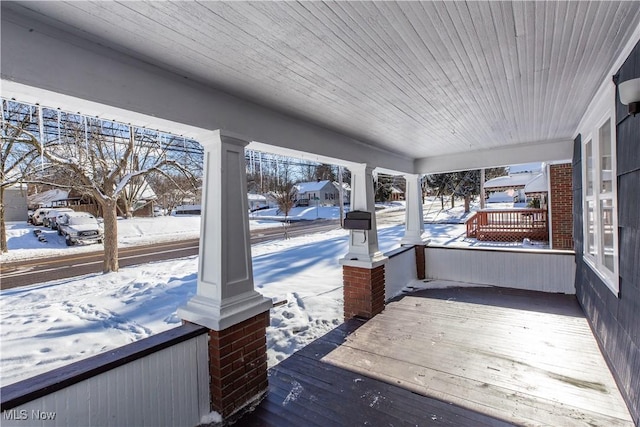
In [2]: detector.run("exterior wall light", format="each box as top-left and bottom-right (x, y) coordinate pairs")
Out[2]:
(618, 77), (640, 116)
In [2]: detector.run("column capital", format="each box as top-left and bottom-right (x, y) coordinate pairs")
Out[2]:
(199, 129), (252, 148)
(403, 172), (422, 180)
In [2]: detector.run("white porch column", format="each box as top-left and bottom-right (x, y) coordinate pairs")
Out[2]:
(401, 173), (430, 245)
(340, 164), (386, 265)
(178, 130), (271, 331)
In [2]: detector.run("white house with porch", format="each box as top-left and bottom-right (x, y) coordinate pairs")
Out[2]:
(1, 2), (639, 426)
(294, 180), (341, 207)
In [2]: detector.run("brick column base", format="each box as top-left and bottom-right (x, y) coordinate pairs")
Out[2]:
(208, 311), (269, 418)
(343, 265), (385, 320)
(415, 245), (426, 280)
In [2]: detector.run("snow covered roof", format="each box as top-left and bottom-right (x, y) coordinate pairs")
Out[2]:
(391, 186), (404, 194)
(247, 193), (267, 201)
(28, 189), (70, 206)
(484, 173), (536, 190)
(332, 182), (351, 191)
(485, 166), (550, 193)
(524, 173), (548, 194)
(295, 180), (332, 193)
(508, 162), (543, 174)
(136, 181), (157, 200)
(5, 183), (28, 191)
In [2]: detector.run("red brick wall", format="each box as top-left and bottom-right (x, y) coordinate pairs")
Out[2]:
(550, 163), (574, 250)
(208, 312), (269, 417)
(343, 265), (385, 320)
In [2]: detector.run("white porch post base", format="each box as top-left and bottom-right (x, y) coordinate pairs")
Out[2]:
(400, 237), (431, 246)
(339, 253), (388, 269)
(178, 293), (272, 331)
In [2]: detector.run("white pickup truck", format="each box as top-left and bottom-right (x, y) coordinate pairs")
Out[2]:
(57, 212), (104, 246)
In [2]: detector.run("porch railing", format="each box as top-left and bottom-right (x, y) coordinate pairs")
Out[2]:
(384, 245), (418, 301)
(1, 323), (210, 427)
(424, 246), (576, 294)
(466, 208), (548, 242)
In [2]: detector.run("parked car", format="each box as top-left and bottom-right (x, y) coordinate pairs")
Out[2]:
(43, 208), (74, 229)
(27, 209), (35, 224)
(57, 212), (104, 246)
(31, 208), (51, 226)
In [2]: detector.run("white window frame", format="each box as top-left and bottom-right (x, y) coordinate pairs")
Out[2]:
(580, 82), (620, 296)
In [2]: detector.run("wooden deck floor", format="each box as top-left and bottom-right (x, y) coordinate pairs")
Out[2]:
(240, 286), (633, 427)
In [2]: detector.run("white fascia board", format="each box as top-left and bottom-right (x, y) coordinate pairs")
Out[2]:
(0, 8), (413, 174)
(414, 139), (573, 174)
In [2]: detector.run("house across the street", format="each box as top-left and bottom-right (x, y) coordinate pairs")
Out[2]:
(295, 180), (341, 207)
(247, 193), (268, 211)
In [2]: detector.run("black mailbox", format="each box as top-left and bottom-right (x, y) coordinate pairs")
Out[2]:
(344, 210), (372, 230)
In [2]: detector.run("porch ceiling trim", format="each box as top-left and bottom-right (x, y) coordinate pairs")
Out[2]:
(415, 139), (574, 174)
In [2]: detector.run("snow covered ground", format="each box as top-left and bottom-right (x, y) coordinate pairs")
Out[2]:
(0, 200), (543, 386)
(250, 205), (344, 221)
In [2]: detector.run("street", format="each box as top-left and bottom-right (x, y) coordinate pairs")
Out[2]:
(1, 219), (342, 289)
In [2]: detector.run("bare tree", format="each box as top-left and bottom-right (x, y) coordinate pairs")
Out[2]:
(268, 154), (298, 220)
(270, 181), (297, 220)
(374, 173), (394, 202)
(314, 163), (336, 182)
(147, 173), (200, 215)
(2, 102), (200, 272)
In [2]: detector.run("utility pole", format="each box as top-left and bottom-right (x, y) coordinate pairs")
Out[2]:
(480, 168), (486, 210)
(338, 166), (345, 227)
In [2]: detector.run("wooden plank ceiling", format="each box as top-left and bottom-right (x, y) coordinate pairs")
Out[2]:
(9, 1), (640, 159)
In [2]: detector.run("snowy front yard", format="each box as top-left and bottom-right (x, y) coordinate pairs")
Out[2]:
(1, 201), (537, 386)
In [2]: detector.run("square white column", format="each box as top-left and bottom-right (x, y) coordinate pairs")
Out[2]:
(340, 164), (386, 268)
(401, 174), (430, 245)
(178, 130), (271, 331)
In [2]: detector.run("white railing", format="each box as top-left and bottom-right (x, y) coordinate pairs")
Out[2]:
(1, 324), (210, 427)
(384, 246), (418, 301)
(424, 246), (576, 294)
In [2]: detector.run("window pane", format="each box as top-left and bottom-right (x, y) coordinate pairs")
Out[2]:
(585, 140), (594, 196)
(587, 201), (596, 257)
(600, 199), (615, 272)
(599, 121), (613, 193)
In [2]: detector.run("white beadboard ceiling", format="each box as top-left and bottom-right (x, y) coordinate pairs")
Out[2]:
(6, 1), (640, 159)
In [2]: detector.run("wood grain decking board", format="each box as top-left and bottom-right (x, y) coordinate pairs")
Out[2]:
(322, 287), (634, 427)
(241, 317), (514, 427)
